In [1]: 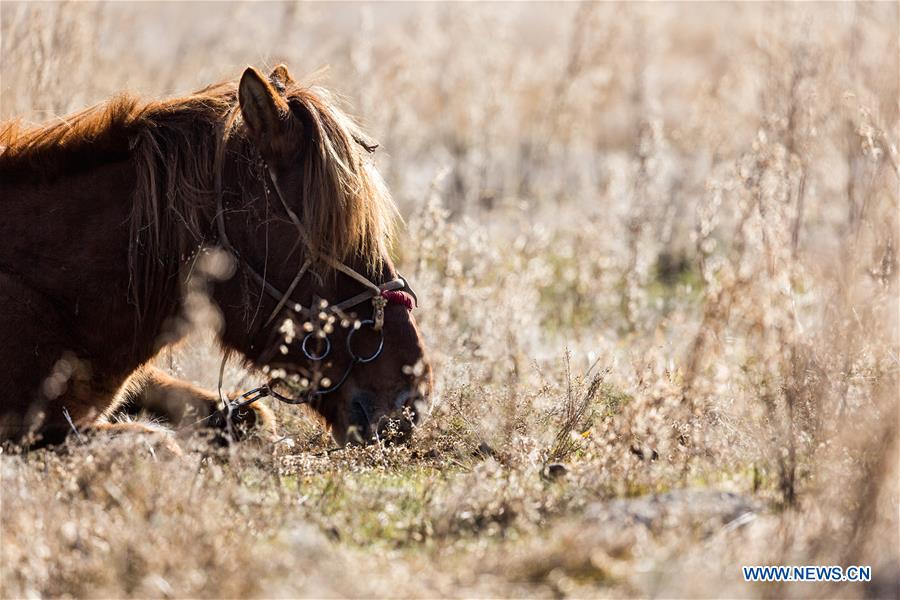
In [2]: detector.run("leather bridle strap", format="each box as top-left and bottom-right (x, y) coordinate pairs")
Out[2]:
(262, 258), (310, 326)
(214, 158), (414, 331)
(196, 146), (421, 423)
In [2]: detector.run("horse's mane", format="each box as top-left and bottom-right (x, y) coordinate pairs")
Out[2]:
(269, 83), (396, 268)
(0, 78), (396, 321)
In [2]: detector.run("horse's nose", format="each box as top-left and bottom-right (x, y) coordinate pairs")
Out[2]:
(374, 390), (421, 442)
(346, 395), (373, 445)
(345, 389), (424, 445)
(392, 389), (421, 414)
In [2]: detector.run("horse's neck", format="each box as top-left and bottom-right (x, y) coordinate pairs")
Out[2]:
(0, 145), (215, 362)
(0, 157), (160, 369)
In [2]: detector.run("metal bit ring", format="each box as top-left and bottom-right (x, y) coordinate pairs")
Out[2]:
(301, 332), (331, 360)
(346, 319), (384, 363)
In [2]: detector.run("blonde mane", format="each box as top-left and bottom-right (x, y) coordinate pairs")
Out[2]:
(270, 83), (396, 267)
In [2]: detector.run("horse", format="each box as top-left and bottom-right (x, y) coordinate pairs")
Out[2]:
(0, 64), (432, 447)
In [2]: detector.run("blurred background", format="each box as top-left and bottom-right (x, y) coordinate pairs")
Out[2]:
(5, 2), (895, 217)
(1, 2), (898, 597)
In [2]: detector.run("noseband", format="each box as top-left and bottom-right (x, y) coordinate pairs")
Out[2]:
(214, 156), (417, 410)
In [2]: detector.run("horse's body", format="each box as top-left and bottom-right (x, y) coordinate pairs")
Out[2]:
(0, 65), (431, 446)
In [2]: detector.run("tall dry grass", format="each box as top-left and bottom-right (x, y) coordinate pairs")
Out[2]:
(1, 1), (898, 597)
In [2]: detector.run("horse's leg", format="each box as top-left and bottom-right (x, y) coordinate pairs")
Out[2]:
(0, 273), (121, 444)
(84, 421), (183, 455)
(0, 273), (272, 446)
(114, 366), (276, 440)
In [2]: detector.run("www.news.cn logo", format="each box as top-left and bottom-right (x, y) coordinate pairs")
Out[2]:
(743, 565), (872, 582)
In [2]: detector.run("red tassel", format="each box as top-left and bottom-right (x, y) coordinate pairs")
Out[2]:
(381, 290), (415, 311)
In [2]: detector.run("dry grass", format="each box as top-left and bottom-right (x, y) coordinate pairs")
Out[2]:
(1, 2), (898, 598)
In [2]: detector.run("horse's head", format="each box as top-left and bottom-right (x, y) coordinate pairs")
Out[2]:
(216, 65), (431, 445)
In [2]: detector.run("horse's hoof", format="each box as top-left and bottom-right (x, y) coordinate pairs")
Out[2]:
(206, 399), (277, 444)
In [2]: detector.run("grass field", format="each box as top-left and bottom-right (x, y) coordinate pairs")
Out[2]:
(1, 2), (898, 598)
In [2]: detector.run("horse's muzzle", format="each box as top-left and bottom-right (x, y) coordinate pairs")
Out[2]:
(346, 390), (420, 445)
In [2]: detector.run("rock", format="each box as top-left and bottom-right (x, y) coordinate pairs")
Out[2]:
(629, 444), (659, 461)
(543, 463), (568, 480)
(584, 489), (762, 538)
(474, 441), (496, 459)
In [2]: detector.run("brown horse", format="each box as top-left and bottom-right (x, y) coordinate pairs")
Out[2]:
(0, 65), (432, 447)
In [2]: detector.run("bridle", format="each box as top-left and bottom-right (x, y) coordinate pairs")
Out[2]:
(213, 155), (417, 410)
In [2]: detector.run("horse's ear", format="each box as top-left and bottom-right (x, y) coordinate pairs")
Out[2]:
(269, 64), (295, 94)
(238, 66), (289, 140)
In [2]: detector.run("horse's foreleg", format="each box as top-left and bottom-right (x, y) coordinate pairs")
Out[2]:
(0, 273), (117, 445)
(114, 366), (276, 440)
(85, 420), (184, 456)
